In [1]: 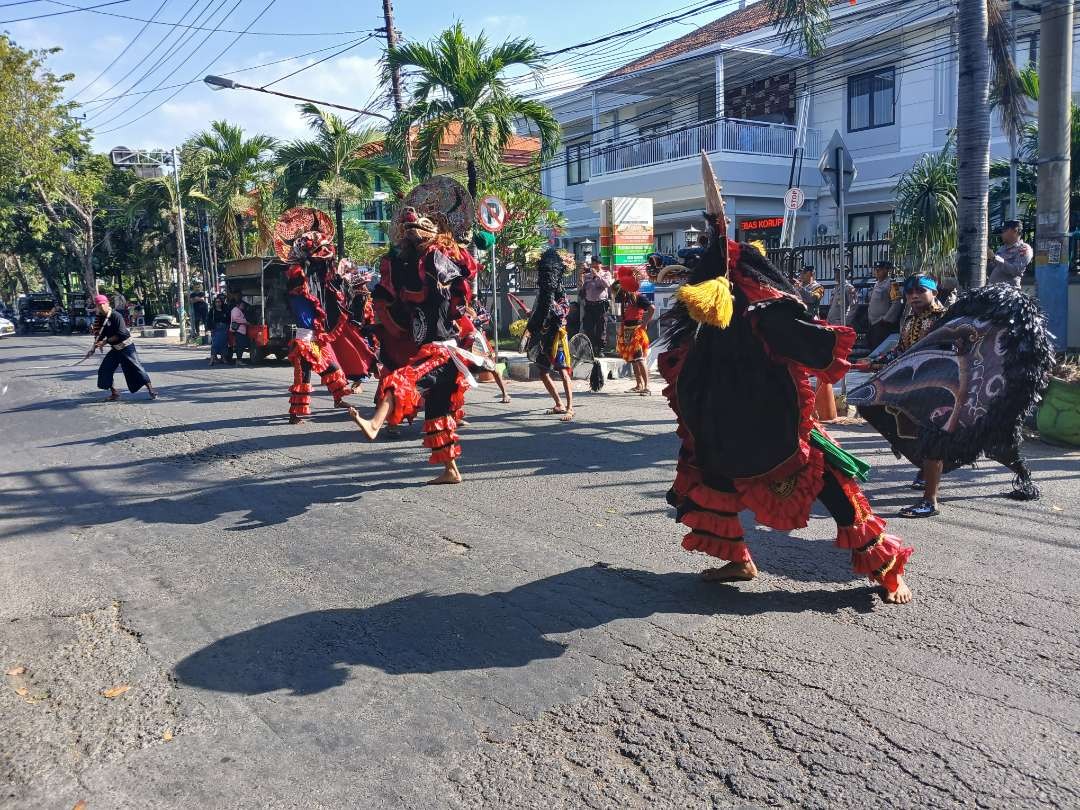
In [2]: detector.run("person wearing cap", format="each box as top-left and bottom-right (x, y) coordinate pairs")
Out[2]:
(870, 275), (947, 517)
(579, 254), (612, 356)
(826, 270), (857, 326)
(88, 294), (157, 401)
(988, 220), (1033, 287)
(866, 259), (903, 351)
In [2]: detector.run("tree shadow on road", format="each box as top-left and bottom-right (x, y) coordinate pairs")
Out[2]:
(173, 563), (879, 696)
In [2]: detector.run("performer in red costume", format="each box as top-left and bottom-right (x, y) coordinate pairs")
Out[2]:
(613, 268), (655, 395)
(274, 208), (376, 423)
(659, 155), (913, 604)
(349, 177), (493, 484)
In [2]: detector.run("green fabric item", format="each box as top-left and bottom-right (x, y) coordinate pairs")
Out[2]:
(472, 230), (495, 250)
(810, 428), (872, 482)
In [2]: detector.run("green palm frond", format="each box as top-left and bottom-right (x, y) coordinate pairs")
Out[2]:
(987, 0), (1027, 144)
(768, 0), (832, 57)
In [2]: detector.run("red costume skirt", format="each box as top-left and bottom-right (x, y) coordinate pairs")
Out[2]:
(617, 322), (650, 362)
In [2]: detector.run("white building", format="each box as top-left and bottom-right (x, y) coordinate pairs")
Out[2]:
(541, 0), (1060, 264)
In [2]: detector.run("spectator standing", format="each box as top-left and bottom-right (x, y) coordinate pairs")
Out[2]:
(189, 287), (209, 338)
(826, 271), (858, 326)
(229, 298), (251, 365)
(988, 220), (1033, 287)
(579, 255), (612, 356)
(209, 295), (230, 366)
(865, 259), (903, 351)
(797, 265), (825, 315)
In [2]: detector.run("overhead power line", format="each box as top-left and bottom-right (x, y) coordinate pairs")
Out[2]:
(69, 0), (169, 101)
(96, 0), (280, 135)
(40, 0), (379, 36)
(0, 0), (128, 24)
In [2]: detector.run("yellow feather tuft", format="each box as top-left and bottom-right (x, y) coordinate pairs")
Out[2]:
(676, 276), (734, 328)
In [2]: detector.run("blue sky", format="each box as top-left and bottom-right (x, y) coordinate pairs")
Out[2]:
(2, 0), (742, 149)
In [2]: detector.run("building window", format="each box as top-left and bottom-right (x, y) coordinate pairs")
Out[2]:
(849, 211), (893, 238)
(848, 68), (895, 132)
(566, 142), (590, 186)
(656, 232), (674, 256)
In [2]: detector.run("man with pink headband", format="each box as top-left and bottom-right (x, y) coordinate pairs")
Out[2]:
(89, 294), (157, 401)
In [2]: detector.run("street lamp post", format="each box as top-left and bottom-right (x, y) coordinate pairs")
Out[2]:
(203, 75), (392, 122)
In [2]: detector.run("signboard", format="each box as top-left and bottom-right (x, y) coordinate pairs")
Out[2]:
(739, 217), (784, 231)
(600, 197), (654, 274)
(784, 187), (806, 210)
(818, 130), (857, 206)
(476, 194), (507, 232)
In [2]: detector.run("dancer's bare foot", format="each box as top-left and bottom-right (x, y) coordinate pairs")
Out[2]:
(348, 406), (379, 440)
(104, 388), (119, 402)
(429, 463), (462, 485)
(701, 560), (758, 582)
(882, 576), (913, 604)
(499, 393), (511, 403)
(559, 408), (575, 422)
(289, 414), (303, 425)
(334, 398), (352, 409)
(147, 386), (158, 400)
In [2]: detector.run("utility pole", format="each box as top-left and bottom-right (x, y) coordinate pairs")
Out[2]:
(1035, 0), (1071, 352)
(1008, 0), (1018, 222)
(171, 147), (190, 343)
(381, 0), (413, 183)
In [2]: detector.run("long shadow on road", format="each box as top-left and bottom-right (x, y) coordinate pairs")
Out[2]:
(173, 563), (878, 696)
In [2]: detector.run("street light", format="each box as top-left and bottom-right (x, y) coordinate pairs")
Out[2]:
(580, 237), (594, 262)
(683, 224), (701, 247)
(202, 75), (392, 122)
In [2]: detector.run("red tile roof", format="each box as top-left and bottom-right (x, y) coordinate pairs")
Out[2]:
(600, 0), (780, 80)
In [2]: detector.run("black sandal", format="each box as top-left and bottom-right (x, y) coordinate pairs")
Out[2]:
(899, 499), (938, 518)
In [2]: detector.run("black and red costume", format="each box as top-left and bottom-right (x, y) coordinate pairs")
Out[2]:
(370, 207), (483, 464)
(274, 210), (377, 420)
(658, 158), (912, 596)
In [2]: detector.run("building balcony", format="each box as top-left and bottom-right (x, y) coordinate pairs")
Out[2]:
(589, 117), (820, 178)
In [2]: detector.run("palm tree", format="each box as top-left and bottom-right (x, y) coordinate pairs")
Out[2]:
(187, 121), (278, 259)
(126, 173), (208, 288)
(891, 141), (958, 277)
(275, 103), (404, 257)
(383, 22), (560, 198)
(770, 0), (1020, 288)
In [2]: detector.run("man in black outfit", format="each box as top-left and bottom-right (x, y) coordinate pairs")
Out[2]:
(89, 294), (157, 401)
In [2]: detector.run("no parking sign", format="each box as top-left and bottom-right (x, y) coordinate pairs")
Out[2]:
(476, 194), (507, 233)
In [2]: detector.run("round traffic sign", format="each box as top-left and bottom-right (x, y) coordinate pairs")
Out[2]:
(784, 187), (806, 210)
(477, 194), (507, 233)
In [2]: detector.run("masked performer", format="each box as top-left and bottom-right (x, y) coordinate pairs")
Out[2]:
(614, 268), (655, 395)
(850, 279), (1054, 518)
(89, 294), (157, 401)
(275, 208), (376, 423)
(659, 155), (913, 604)
(527, 248), (576, 421)
(350, 176), (492, 484)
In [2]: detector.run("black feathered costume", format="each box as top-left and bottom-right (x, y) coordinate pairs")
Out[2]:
(849, 284), (1054, 499)
(659, 155), (912, 597)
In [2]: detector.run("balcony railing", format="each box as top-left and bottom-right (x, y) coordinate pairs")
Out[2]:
(588, 117), (820, 177)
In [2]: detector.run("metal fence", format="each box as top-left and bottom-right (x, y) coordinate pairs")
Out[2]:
(590, 117), (821, 177)
(765, 234), (893, 284)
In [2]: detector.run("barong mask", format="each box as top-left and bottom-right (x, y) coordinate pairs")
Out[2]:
(848, 284), (1054, 468)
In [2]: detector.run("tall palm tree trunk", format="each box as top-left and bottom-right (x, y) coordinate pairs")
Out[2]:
(466, 159), (478, 200)
(956, 0), (991, 288)
(334, 199), (346, 258)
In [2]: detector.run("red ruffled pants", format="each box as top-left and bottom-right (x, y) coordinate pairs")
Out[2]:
(288, 339), (350, 418)
(377, 344), (468, 465)
(660, 346), (912, 594)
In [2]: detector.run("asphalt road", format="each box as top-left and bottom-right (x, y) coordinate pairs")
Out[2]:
(1, 335), (1077, 810)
